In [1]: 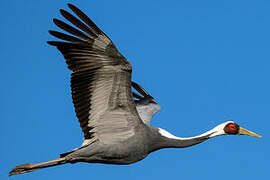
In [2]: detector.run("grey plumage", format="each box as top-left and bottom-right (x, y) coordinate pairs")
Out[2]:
(48, 4), (153, 164)
(48, 4), (140, 146)
(9, 3), (261, 176)
(132, 82), (161, 125)
(136, 103), (160, 125)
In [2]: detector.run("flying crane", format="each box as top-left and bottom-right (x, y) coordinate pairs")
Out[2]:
(9, 3), (262, 176)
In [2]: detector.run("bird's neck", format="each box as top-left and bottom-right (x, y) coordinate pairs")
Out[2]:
(149, 126), (221, 152)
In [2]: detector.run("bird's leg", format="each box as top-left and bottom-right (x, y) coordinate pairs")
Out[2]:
(9, 157), (66, 176)
(26, 157), (66, 167)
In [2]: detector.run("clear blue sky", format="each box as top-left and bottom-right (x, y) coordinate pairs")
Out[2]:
(1, 0), (269, 179)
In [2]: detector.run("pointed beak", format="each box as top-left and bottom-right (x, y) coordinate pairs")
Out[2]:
(239, 127), (262, 138)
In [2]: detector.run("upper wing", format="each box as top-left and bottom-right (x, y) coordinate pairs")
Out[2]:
(48, 4), (143, 145)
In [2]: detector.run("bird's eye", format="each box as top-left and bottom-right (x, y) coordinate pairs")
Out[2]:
(224, 123), (239, 134)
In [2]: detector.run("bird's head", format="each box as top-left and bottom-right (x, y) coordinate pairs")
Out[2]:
(208, 121), (262, 138)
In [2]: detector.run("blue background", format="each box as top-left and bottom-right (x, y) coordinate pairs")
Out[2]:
(1, 0), (268, 179)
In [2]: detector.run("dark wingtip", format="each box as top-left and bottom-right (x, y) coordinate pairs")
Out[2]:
(48, 30), (59, 39)
(60, 9), (72, 18)
(67, 3), (78, 11)
(52, 18), (59, 25)
(47, 41), (57, 46)
(67, 3), (74, 8)
(133, 92), (143, 100)
(59, 9), (71, 20)
(59, 9), (65, 15)
(48, 30), (55, 35)
(47, 41), (54, 45)
(131, 81), (149, 97)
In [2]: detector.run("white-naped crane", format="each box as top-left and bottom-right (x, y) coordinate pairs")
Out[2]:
(9, 3), (262, 176)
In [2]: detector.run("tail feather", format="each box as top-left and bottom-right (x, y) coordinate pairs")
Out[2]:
(9, 157), (66, 176)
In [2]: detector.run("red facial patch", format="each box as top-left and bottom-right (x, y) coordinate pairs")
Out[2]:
(224, 123), (240, 135)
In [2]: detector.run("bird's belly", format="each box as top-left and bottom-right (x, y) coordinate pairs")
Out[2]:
(66, 130), (150, 164)
(95, 141), (149, 164)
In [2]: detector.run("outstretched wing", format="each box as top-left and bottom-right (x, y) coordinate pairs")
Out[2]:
(48, 4), (143, 145)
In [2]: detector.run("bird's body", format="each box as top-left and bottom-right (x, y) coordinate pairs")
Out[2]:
(61, 82), (162, 165)
(65, 125), (151, 165)
(9, 3), (261, 176)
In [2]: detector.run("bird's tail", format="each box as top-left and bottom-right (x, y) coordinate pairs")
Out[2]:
(9, 157), (67, 176)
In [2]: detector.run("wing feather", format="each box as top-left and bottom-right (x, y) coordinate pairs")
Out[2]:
(60, 9), (98, 38)
(48, 4), (143, 145)
(53, 19), (91, 41)
(67, 3), (106, 37)
(48, 30), (86, 43)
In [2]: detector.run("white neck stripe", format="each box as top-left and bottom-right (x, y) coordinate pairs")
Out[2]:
(158, 121), (234, 140)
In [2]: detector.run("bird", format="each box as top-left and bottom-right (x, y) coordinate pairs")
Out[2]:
(9, 3), (262, 176)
